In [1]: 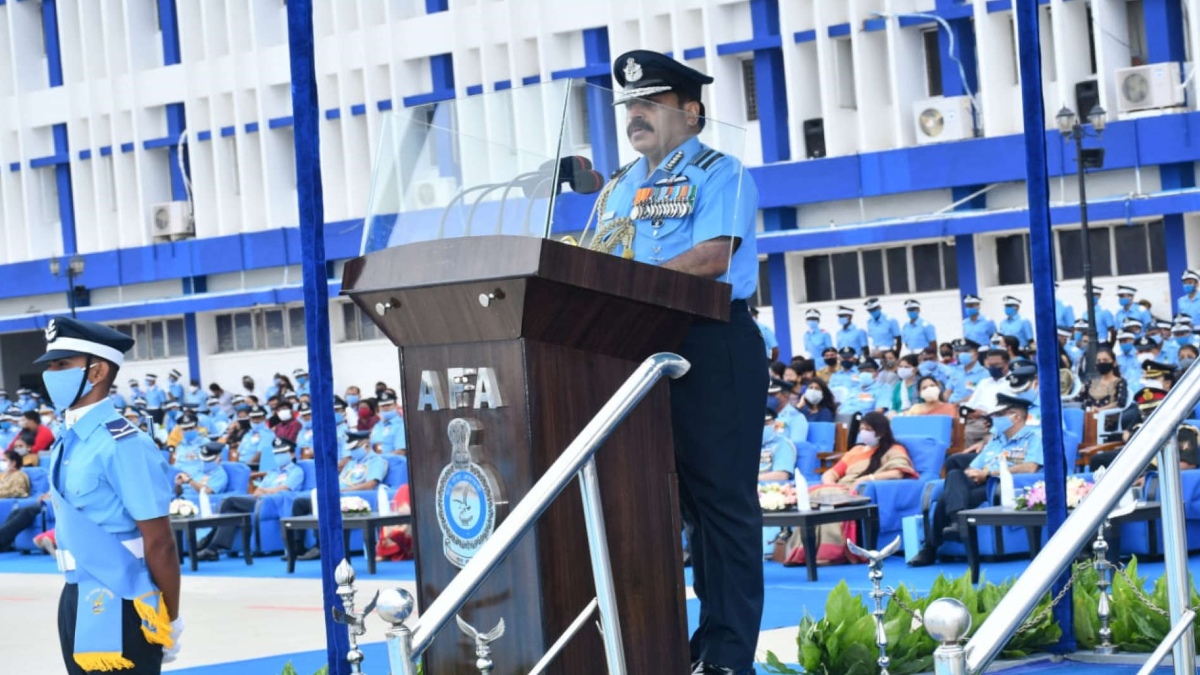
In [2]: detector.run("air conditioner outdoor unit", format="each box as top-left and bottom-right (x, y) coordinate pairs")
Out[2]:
(1115, 62), (1184, 114)
(408, 178), (458, 209)
(913, 96), (977, 145)
(151, 202), (194, 241)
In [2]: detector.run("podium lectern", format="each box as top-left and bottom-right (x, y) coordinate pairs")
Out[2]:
(342, 235), (731, 674)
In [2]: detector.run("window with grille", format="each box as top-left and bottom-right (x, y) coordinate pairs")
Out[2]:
(741, 59), (758, 122)
(112, 319), (187, 361)
(802, 242), (958, 302)
(214, 307), (307, 353)
(341, 303), (383, 342)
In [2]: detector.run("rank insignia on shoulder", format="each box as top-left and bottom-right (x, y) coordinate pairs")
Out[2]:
(687, 149), (725, 171)
(105, 418), (138, 440)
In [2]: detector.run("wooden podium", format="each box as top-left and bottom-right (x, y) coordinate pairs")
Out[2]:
(342, 235), (731, 674)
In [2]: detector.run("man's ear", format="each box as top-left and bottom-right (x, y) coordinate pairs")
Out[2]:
(681, 98), (702, 128)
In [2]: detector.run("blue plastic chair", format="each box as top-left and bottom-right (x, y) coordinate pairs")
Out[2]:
(794, 422), (836, 483)
(5, 467), (50, 552)
(890, 416), (953, 448)
(859, 435), (949, 551)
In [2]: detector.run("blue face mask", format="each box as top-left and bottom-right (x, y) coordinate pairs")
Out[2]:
(858, 372), (875, 386)
(1178, 336), (1192, 346)
(991, 415), (1013, 436)
(298, 376), (308, 385)
(1151, 334), (1164, 344)
(0, 422), (9, 432)
(1073, 331), (1083, 341)
(957, 352), (974, 366)
(839, 317), (851, 326)
(965, 307), (978, 317)
(382, 409), (399, 422)
(1120, 342), (1134, 355)
(43, 366), (95, 411)
(273, 451), (292, 468)
(350, 446), (367, 461)
(183, 430), (199, 442)
(1185, 284), (1196, 295)
(334, 412), (345, 425)
(918, 361), (937, 376)
(907, 310), (919, 321)
(807, 320), (819, 330)
(1119, 297), (1132, 307)
(346, 394), (360, 406)
(1004, 306), (1017, 317)
(869, 309), (882, 320)
(252, 420), (267, 431)
(301, 419), (312, 430)
(145, 380), (154, 389)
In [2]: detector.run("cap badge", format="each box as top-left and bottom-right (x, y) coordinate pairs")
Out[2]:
(624, 57), (643, 83)
(45, 319), (58, 343)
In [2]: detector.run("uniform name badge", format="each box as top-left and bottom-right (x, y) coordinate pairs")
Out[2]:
(435, 418), (503, 569)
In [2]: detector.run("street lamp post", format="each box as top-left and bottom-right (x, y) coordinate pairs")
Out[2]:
(1057, 105), (1107, 379)
(50, 254), (86, 318)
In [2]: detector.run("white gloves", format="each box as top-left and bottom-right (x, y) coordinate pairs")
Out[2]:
(163, 617), (185, 663)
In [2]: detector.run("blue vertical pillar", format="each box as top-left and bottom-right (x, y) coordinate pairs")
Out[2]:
(951, 185), (986, 316)
(582, 28), (619, 177)
(1161, 164), (1194, 312)
(181, 277), (206, 383)
(763, 208), (796, 361)
(1015, 0), (1072, 650)
(1143, 0), (1186, 65)
(41, 0), (77, 262)
(750, 0), (790, 163)
(284, 2), (350, 673)
(935, 0), (979, 131)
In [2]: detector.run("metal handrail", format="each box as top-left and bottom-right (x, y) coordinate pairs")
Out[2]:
(1135, 609), (1196, 675)
(379, 352), (690, 675)
(932, 361), (1200, 675)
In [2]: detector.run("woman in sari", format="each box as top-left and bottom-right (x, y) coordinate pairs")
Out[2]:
(900, 376), (959, 417)
(784, 411), (918, 565)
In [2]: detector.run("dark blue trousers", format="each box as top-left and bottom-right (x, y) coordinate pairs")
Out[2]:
(671, 300), (767, 670)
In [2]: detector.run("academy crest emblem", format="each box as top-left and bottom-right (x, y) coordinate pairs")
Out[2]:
(45, 319), (58, 343)
(434, 418), (503, 568)
(624, 57), (643, 83)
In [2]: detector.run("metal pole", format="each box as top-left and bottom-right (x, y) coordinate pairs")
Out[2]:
(578, 458), (628, 675)
(67, 268), (77, 318)
(1155, 436), (1196, 675)
(1077, 127), (1099, 379)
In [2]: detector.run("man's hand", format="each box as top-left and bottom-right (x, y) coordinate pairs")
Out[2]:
(964, 469), (988, 484)
(174, 473), (188, 486)
(163, 617), (185, 663)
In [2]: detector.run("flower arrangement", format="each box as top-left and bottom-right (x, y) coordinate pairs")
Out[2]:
(1014, 477), (1094, 511)
(340, 496), (372, 515)
(758, 483), (799, 511)
(169, 499), (198, 518)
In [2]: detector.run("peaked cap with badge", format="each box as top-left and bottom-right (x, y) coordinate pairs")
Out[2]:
(612, 50), (714, 107)
(35, 317), (135, 366)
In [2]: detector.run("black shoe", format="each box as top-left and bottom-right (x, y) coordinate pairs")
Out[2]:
(194, 548), (220, 562)
(907, 546), (937, 567)
(942, 523), (961, 541)
(298, 546), (322, 561)
(692, 663), (754, 675)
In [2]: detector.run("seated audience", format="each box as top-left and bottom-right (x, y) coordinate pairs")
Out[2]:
(174, 441), (230, 500)
(195, 438), (303, 561)
(0, 449), (31, 498)
(901, 376), (958, 417)
(759, 409), (797, 482)
(815, 347), (839, 384)
(909, 394), (1043, 567)
(783, 412), (916, 565)
(798, 379), (837, 423)
(888, 354), (920, 413)
(9, 411), (54, 463)
(292, 430), (388, 561)
(1075, 346), (1127, 412)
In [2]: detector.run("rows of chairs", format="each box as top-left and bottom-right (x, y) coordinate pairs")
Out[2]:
(0, 456), (409, 557)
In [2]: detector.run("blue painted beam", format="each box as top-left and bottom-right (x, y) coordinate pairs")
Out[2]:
(377, 99), (393, 111)
(793, 30), (817, 43)
(682, 46), (706, 60)
(466, 84), (484, 96)
(425, 0), (447, 12)
(582, 27), (619, 178)
(494, 80), (512, 91)
(348, 104), (366, 116)
(750, 0), (790, 163)
(828, 23), (851, 38)
(78, 149), (92, 160)
(549, 63), (608, 80)
(29, 154), (69, 168)
(42, 0), (63, 87)
(401, 90), (454, 107)
(158, 0), (181, 66)
(120, 142), (136, 153)
(715, 35), (782, 56)
(244, 122), (260, 133)
(522, 74), (541, 86)
(324, 109), (341, 120)
(197, 130), (212, 141)
(762, 205), (796, 361)
(268, 116), (294, 129)
(220, 126), (236, 137)
(1145, 0), (1187, 64)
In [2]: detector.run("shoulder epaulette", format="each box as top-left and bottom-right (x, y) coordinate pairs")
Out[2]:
(610, 161), (637, 180)
(105, 418), (138, 440)
(688, 149), (726, 171)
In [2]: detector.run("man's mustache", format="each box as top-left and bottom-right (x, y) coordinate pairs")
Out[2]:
(627, 119), (654, 137)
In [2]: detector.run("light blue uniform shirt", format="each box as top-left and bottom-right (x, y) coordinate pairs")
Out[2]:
(962, 316), (997, 348)
(777, 406), (808, 447)
(168, 380), (184, 401)
(803, 328), (834, 359)
(951, 363), (989, 403)
(835, 325), (869, 354)
(998, 313), (1034, 347)
(297, 424), (314, 456)
(0, 426), (17, 450)
(19, 396), (36, 413)
(970, 425), (1044, 472)
(1116, 352), (1142, 385)
(1179, 293), (1200, 321)
(757, 321), (778, 359)
(51, 401), (172, 538)
(296, 379), (311, 398)
(173, 436), (205, 472)
(108, 393), (127, 410)
(840, 378), (894, 415)
(603, 136), (760, 300)
(145, 385), (166, 410)
(0, 396), (10, 410)
(1065, 342), (1084, 369)
(183, 387), (205, 407)
(1056, 300), (1076, 329)
(371, 414), (407, 454)
(259, 462), (304, 492)
(828, 369), (859, 402)
(759, 429), (796, 476)
(338, 453), (388, 490)
(180, 462), (230, 502)
(1091, 305), (1116, 341)
(901, 317), (937, 354)
(1116, 305), (1151, 336)
(867, 313), (901, 352)
(336, 420), (350, 459)
(240, 423), (277, 469)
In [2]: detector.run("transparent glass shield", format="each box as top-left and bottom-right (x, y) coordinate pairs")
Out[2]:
(556, 82), (749, 289)
(360, 80), (574, 253)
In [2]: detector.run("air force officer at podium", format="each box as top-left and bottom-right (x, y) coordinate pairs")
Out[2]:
(597, 49), (765, 675)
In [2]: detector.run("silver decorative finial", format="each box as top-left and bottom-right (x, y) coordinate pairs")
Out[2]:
(375, 587), (415, 626)
(456, 614), (506, 674)
(847, 536), (903, 675)
(926, 598), (971, 675)
(331, 559), (379, 674)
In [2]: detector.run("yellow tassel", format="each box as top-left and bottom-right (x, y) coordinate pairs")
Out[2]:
(74, 652), (135, 671)
(622, 248), (634, 260)
(133, 592), (174, 649)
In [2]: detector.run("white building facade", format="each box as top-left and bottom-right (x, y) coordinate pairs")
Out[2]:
(0, 0), (1198, 394)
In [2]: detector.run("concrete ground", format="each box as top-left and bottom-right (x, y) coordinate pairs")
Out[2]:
(0, 570), (796, 674)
